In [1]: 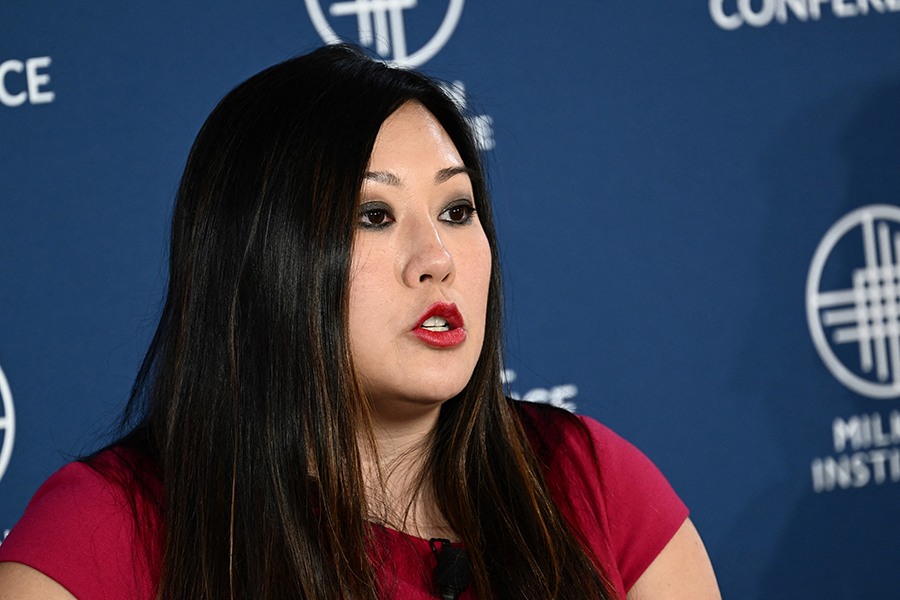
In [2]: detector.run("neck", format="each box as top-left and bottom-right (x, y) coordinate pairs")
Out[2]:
(360, 401), (455, 540)
(370, 403), (439, 459)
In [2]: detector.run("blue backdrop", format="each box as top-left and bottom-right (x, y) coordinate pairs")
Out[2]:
(3, 2), (900, 598)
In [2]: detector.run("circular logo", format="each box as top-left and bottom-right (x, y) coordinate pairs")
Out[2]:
(0, 363), (15, 483)
(807, 204), (900, 399)
(305, 0), (464, 68)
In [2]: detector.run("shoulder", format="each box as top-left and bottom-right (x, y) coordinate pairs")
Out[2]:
(515, 399), (662, 484)
(0, 448), (161, 600)
(513, 400), (689, 592)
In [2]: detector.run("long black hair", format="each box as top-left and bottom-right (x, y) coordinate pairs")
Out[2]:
(106, 44), (614, 600)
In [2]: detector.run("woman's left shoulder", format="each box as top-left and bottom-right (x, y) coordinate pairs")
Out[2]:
(515, 400), (676, 487)
(514, 400), (658, 475)
(513, 400), (691, 591)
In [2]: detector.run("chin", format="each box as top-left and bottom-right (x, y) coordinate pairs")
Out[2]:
(407, 381), (469, 406)
(366, 379), (471, 414)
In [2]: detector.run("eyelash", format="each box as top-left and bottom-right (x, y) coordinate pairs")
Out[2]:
(440, 201), (477, 225)
(356, 201), (477, 229)
(357, 202), (393, 229)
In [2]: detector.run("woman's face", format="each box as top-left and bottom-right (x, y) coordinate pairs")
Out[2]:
(348, 102), (492, 420)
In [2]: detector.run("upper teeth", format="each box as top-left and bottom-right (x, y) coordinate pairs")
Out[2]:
(422, 316), (450, 331)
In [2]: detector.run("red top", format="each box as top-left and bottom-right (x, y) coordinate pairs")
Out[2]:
(0, 406), (688, 599)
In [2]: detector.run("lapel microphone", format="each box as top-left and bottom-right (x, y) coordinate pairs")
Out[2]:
(429, 538), (472, 600)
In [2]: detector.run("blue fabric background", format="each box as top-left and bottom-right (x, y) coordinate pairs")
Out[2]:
(2, 2), (899, 597)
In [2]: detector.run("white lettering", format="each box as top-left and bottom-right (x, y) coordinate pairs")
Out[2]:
(502, 370), (578, 412)
(833, 0), (859, 15)
(710, 0), (744, 28)
(812, 458), (825, 492)
(0, 60), (26, 107)
(861, 414), (873, 446)
(814, 455), (853, 491)
(25, 56), (54, 104)
(811, 455), (857, 491)
(441, 80), (494, 151)
(869, 449), (889, 483)
(713, 0), (900, 27)
(833, 412), (900, 451)
(830, 455), (852, 489)
(857, 0), (886, 14)
(0, 56), (54, 107)
(469, 114), (494, 151)
(833, 415), (865, 452)
(739, 0), (777, 25)
(851, 452), (870, 486)
(872, 413), (892, 446)
(808, 0), (831, 18)
(777, 0), (810, 21)
(0, 529), (8, 546)
(519, 385), (578, 412)
(811, 448), (900, 492)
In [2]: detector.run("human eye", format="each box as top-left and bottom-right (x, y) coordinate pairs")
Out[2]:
(439, 200), (476, 225)
(357, 201), (395, 229)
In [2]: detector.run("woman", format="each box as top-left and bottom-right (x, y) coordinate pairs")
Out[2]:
(0, 45), (720, 600)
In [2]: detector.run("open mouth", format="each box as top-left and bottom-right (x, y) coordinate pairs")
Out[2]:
(421, 315), (452, 332)
(414, 302), (466, 348)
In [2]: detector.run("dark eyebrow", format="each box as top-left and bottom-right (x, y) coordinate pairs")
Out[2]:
(364, 171), (402, 186)
(435, 166), (475, 184)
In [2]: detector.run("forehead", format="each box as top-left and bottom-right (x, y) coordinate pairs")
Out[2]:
(368, 102), (464, 170)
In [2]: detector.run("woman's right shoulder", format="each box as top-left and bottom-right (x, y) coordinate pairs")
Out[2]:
(0, 448), (161, 600)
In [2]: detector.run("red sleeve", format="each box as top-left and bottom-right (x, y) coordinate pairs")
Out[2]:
(0, 453), (157, 600)
(575, 415), (689, 591)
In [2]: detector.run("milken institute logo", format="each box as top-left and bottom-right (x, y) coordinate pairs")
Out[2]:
(0, 362), (15, 484)
(305, 0), (465, 67)
(807, 205), (900, 399)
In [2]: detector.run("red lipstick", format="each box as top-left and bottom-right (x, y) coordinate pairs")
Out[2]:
(412, 302), (466, 348)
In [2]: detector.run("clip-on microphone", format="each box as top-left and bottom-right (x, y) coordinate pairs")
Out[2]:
(429, 538), (472, 600)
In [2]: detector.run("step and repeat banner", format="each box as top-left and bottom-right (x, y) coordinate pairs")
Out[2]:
(2, 2), (899, 598)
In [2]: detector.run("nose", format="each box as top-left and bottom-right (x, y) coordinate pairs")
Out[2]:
(401, 217), (455, 287)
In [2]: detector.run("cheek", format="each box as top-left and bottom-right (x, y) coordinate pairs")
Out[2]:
(467, 234), (493, 325)
(349, 241), (393, 308)
(347, 248), (388, 357)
